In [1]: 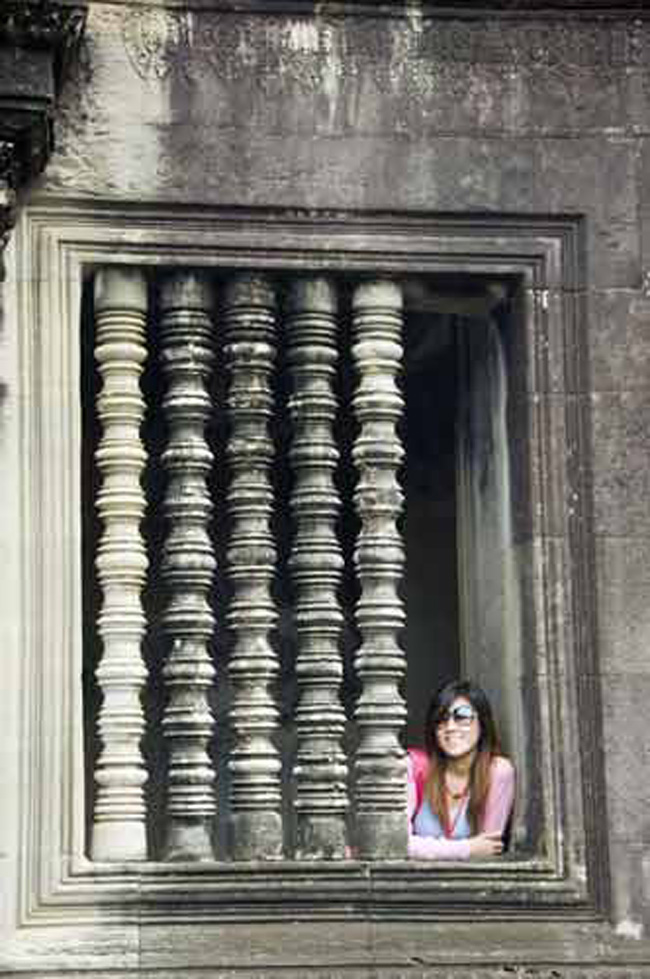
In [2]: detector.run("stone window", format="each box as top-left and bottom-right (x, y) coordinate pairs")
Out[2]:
(80, 268), (525, 863)
(13, 204), (606, 923)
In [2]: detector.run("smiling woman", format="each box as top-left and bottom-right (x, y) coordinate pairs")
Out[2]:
(407, 679), (515, 860)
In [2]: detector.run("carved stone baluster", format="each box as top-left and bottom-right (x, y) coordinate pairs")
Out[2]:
(351, 280), (407, 859)
(223, 273), (282, 860)
(91, 268), (149, 861)
(285, 278), (347, 859)
(159, 272), (216, 860)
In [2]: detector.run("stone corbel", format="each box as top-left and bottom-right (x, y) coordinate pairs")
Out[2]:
(0, 141), (18, 265)
(0, 0), (87, 258)
(0, 1), (87, 78)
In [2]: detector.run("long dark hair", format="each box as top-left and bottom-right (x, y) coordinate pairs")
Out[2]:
(423, 679), (502, 834)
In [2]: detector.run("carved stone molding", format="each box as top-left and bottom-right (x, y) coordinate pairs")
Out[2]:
(122, 8), (190, 82)
(117, 7), (650, 98)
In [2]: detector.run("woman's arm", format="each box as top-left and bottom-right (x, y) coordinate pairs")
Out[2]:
(481, 755), (516, 834)
(407, 754), (471, 860)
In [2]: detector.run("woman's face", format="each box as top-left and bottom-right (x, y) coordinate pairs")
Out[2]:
(434, 696), (481, 760)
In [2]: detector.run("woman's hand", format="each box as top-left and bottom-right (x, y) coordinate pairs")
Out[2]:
(468, 831), (504, 858)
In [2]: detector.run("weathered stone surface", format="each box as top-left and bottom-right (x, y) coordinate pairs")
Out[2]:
(591, 390), (650, 536)
(588, 290), (650, 392)
(637, 138), (650, 272)
(138, 920), (372, 971)
(601, 675), (650, 844)
(608, 840), (650, 938)
(4, 970), (650, 979)
(523, 64), (630, 135)
(509, 394), (568, 541)
(0, 923), (140, 974)
(46, 112), (541, 213)
(38, 9), (551, 209)
(507, 288), (575, 396)
(367, 918), (620, 966)
(534, 138), (640, 289)
(596, 537), (650, 676)
(43, 9), (650, 149)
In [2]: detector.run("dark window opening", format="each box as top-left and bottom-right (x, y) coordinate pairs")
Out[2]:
(403, 309), (460, 748)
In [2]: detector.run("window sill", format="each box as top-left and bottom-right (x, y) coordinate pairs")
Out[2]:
(33, 852), (594, 925)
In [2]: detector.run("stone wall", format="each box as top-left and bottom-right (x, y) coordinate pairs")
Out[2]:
(2, 2), (650, 975)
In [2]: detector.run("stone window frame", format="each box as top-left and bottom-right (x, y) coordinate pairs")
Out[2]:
(11, 201), (607, 927)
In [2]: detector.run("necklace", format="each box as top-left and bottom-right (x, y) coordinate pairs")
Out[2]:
(443, 783), (469, 839)
(444, 779), (469, 801)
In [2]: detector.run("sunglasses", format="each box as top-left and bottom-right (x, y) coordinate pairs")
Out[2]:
(434, 704), (477, 728)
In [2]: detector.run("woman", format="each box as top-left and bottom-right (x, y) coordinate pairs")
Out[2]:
(408, 679), (515, 859)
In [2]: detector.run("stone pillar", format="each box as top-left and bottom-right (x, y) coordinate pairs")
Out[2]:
(159, 272), (217, 861)
(91, 268), (149, 862)
(285, 278), (347, 860)
(351, 280), (408, 859)
(223, 273), (282, 860)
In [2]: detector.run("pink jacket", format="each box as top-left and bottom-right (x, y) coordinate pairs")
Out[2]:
(407, 748), (515, 860)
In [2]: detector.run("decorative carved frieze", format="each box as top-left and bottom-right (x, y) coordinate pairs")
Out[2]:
(285, 277), (347, 860)
(159, 271), (217, 861)
(350, 280), (407, 860)
(123, 8), (191, 83)
(223, 273), (283, 860)
(119, 9), (650, 96)
(91, 268), (149, 862)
